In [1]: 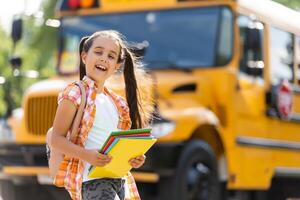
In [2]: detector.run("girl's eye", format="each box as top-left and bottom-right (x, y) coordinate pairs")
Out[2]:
(108, 55), (116, 59)
(95, 51), (102, 55)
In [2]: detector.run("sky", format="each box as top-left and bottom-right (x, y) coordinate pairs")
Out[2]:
(0, 0), (42, 34)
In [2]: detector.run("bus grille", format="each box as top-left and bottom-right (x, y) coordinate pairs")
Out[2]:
(26, 96), (58, 136)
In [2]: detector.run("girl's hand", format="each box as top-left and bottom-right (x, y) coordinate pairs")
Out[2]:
(129, 155), (146, 169)
(84, 149), (112, 166)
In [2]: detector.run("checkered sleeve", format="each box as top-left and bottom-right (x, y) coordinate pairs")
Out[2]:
(57, 83), (82, 109)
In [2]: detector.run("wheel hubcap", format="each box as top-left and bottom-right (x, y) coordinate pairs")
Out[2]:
(187, 162), (211, 200)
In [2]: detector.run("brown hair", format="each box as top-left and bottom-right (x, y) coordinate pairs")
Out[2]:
(78, 30), (153, 129)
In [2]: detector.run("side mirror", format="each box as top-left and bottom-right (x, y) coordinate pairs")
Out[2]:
(130, 41), (149, 57)
(245, 27), (262, 52)
(11, 17), (23, 44)
(243, 22), (264, 77)
(9, 56), (22, 70)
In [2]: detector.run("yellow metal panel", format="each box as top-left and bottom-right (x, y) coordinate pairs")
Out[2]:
(292, 95), (300, 114)
(101, 0), (177, 9)
(3, 167), (49, 176)
(56, 1), (236, 18)
(227, 146), (273, 190)
(131, 172), (159, 183)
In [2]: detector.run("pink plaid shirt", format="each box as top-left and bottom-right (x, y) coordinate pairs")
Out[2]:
(54, 76), (140, 200)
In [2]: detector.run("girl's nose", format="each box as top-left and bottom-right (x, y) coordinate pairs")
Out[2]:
(100, 57), (108, 63)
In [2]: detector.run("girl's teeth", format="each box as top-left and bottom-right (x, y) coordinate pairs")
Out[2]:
(96, 65), (106, 71)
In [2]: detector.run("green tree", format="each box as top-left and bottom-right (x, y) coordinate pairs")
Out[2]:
(0, 27), (12, 116)
(0, 0), (58, 117)
(273, 0), (300, 9)
(22, 0), (58, 77)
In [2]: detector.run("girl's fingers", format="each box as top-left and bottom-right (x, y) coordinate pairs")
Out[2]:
(97, 153), (110, 158)
(129, 155), (146, 163)
(92, 153), (112, 166)
(131, 155), (144, 160)
(133, 155), (146, 162)
(129, 159), (138, 165)
(129, 157), (145, 168)
(98, 156), (111, 161)
(97, 154), (112, 161)
(138, 155), (146, 160)
(96, 158), (111, 166)
(129, 161), (138, 167)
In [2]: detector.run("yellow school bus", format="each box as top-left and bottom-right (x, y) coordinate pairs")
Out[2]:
(1, 0), (300, 199)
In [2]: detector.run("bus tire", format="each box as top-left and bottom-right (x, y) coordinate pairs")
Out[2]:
(159, 140), (221, 200)
(0, 180), (15, 200)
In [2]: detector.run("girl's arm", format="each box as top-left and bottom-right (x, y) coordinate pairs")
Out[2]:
(49, 99), (111, 166)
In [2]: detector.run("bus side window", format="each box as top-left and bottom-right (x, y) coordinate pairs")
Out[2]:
(238, 15), (264, 77)
(270, 27), (294, 85)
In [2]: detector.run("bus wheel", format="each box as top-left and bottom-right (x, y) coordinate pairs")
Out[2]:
(160, 140), (220, 200)
(0, 180), (15, 200)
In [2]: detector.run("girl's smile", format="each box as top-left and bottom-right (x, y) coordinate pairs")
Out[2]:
(95, 64), (107, 71)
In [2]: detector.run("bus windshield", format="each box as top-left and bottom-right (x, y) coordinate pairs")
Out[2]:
(58, 6), (233, 73)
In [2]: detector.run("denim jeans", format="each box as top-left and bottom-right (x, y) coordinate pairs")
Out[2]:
(82, 178), (125, 200)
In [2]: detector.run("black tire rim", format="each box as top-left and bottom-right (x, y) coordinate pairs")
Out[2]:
(186, 161), (212, 200)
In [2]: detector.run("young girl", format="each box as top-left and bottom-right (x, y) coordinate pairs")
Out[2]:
(49, 30), (153, 200)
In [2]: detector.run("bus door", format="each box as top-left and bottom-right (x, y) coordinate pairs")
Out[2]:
(293, 36), (300, 121)
(264, 27), (300, 170)
(234, 15), (274, 188)
(235, 15), (268, 141)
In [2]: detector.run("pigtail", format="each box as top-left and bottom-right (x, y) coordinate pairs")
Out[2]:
(123, 49), (143, 129)
(79, 36), (89, 80)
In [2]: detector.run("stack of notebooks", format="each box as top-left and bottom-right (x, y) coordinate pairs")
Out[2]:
(88, 128), (157, 178)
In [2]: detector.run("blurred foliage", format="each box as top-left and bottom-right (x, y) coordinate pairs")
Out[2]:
(273, 0), (300, 9)
(22, 0), (58, 76)
(0, 0), (58, 117)
(0, 28), (11, 115)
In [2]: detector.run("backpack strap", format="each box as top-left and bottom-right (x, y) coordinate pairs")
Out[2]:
(69, 81), (87, 142)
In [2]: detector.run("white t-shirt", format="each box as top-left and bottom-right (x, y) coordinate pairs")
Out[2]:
(82, 92), (120, 182)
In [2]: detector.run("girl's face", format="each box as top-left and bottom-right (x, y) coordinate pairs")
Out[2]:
(81, 36), (121, 84)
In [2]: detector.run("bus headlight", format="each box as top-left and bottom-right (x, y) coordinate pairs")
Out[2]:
(0, 120), (15, 143)
(151, 121), (176, 138)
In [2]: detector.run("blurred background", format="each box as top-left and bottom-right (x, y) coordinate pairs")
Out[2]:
(0, 0), (299, 118)
(0, 0), (300, 200)
(0, 0), (57, 117)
